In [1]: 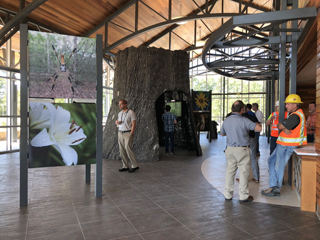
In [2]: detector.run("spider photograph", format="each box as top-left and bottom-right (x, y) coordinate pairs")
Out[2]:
(29, 31), (96, 99)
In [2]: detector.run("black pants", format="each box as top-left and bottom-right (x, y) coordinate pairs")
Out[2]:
(307, 134), (314, 143)
(270, 136), (277, 155)
(255, 132), (260, 153)
(165, 131), (174, 153)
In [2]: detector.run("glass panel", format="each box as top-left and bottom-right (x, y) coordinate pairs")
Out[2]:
(227, 78), (242, 93)
(249, 81), (265, 92)
(0, 78), (7, 115)
(192, 76), (206, 91)
(0, 46), (6, 66)
(11, 80), (20, 116)
(0, 117), (9, 126)
(11, 127), (20, 150)
(0, 127), (8, 151)
(207, 75), (222, 93)
(11, 117), (21, 126)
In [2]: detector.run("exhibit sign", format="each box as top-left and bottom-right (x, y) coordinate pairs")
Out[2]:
(28, 31), (96, 99)
(29, 102), (96, 168)
(192, 91), (211, 111)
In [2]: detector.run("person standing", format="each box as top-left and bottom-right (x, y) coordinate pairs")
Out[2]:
(242, 106), (260, 183)
(252, 103), (263, 156)
(162, 105), (177, 154)
(261, 94), (307, 197)
(246, 104), (256, 116)
(266, 101), (288, 155)
(306, 102), (316, 143)
(116, 99), (139, 173)
(221, 100), (262, 202)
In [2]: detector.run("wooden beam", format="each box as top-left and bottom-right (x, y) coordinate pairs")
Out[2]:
(143, 0), (218, 46)
(0, 0), (48, 40)
(83, 0), (136, 37)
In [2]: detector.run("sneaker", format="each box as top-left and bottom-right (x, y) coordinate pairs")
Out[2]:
(261, 187), (280, 196)
(239, 196), (254, 202)
(119, 168), (129, 172)
(170, 152), (174, 155)
(128, 167), (139, 173)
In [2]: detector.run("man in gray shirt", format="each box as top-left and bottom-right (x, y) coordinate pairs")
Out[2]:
(116, 99), (139, 173)
(221, 100), (262, 202)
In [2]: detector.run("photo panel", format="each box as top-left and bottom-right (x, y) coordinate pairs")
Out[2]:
(29, 102), (96, 168)
(28, 31), (96, 99)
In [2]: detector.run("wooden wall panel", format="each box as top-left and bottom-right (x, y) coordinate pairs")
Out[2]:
(297, 86), (316, 119)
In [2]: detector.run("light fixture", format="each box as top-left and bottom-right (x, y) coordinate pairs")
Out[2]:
(173, 0), (187, 25)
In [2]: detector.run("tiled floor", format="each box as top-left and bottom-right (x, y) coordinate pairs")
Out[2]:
(0, 135), (319, 240)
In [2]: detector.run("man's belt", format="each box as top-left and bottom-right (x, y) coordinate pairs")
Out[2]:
(119, 130), (131, 133)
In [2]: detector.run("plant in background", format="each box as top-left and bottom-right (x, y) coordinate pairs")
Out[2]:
(30, 102), (87, 166)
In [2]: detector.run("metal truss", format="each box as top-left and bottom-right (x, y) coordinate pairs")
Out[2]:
(201, 7), (317, 81)
(0, 0), (48, 41)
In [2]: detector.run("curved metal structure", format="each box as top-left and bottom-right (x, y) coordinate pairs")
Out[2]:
(201, 8), (317, 81)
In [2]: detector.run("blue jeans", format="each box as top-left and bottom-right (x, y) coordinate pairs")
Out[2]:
(165, 131), (174, 153)
(270, 136), (277, 155)
(268, 144), (296, 189)
(250, 137), (259, 180)
(255, 132), (260, 153)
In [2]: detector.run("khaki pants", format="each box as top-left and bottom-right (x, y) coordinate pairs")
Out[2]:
(118, 132), (138, 169)
(224, 146), (251, 200)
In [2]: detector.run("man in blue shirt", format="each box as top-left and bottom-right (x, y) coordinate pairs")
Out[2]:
(162, 105), (177, 154)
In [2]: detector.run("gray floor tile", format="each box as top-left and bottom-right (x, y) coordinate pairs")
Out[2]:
(256, 230), (314, 240)
(295, 223), (320, 239)
(27, 209), (78, 232)
(224, 212), (290, 237)
(126, 210), (182, 234)
(116, 198), (163, 217)
(141, 226), (199, 240)
(81, 216), (138, 240)
(188, 218), (254, 240)
(26, 223), (84, 240)
(167, 205), (221, 226)
(76, 202), (124, 223)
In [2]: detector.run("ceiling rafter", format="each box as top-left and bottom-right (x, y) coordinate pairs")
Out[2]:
(143, 0), (219, 47)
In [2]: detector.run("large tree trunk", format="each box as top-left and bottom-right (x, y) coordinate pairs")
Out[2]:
(103, 46), (201, 161)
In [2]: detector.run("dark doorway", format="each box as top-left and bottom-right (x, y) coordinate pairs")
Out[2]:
(155, 90), (198, 151)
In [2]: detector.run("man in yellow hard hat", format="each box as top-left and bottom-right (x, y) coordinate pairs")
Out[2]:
(261, 94), (307, 197)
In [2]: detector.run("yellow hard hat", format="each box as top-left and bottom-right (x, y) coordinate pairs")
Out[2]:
(284, 94), (303, 104)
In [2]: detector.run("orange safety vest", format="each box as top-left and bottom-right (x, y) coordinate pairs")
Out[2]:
(270, 111), (288, 137)
(276, 109), (307, 146)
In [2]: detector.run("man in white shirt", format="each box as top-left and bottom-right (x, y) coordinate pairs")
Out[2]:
(252, 103), (263, 156)
(115, 99), (139, 173)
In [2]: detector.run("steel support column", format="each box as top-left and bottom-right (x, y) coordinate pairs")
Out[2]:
(105, 22), (108, 49)
(278, 0), (287, 124)
(20, 24), (28, 207)
(96, 34), (103, 198)
(289, 0), (298, 94)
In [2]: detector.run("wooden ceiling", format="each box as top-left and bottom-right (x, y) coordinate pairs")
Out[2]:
(0, 0), (274, 55)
